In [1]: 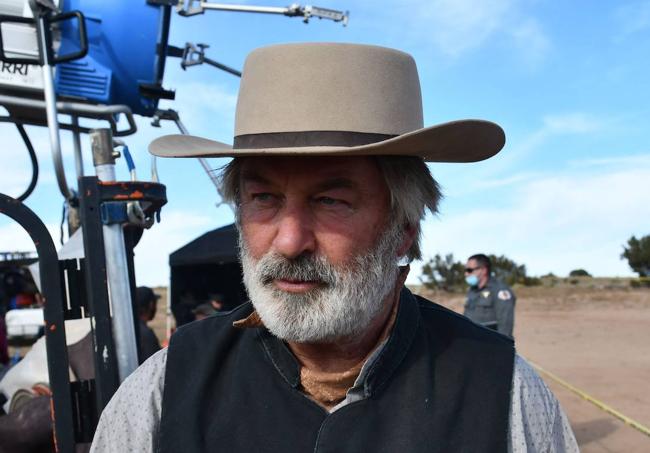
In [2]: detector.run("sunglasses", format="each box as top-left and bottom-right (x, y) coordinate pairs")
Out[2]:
(464, 267), (482, 273)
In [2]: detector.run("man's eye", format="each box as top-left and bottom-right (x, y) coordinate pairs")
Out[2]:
(318, 197), (339, 206)
(250, 193), (278, 205)
(314, 197), (351, 209)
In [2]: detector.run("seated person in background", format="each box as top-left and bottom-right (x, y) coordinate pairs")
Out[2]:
(206, 293), (224, 312)
(136, 287), (161, 362)
(0, 318), (93, 453)
(192, 302), (218, 321)
(0, 318), (8, 371)
(0, 286), (160, 451)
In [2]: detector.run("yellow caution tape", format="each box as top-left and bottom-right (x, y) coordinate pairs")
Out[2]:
(529, 360), (650, 438)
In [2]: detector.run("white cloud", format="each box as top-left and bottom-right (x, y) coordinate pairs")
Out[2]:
(132, 209), (218, 286)
(569, 153), (650, 168)
(0, 124), (55, 197)
(168, 81), (237, 141)
(410, 0), (514, 57)
(508, 18), (550, 69)
(541, 112), (603, 134)
(489, 112), (606, 173)
(376, 0), (550, 67)
(0, 202), (224, 288)
(615, 1), (650, 37)
(442, 112), (611, 196)
(0, 119), (102, 200)
(413, 165), (650, 281)
(506, 112), (602, 158)
(0, 221), (60, 253)
(471, 172), (540, 189)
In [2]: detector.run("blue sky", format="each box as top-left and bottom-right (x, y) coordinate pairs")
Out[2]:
(1, 0), (649, 286)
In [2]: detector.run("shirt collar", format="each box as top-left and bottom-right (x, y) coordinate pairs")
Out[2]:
(251, 287), (421, 400)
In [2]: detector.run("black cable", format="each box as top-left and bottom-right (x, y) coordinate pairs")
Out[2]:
(13, 123), (39, 202)
(60, 201), (67, 245)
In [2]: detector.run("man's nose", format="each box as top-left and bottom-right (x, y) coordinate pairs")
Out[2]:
(272, 205), (316, 259)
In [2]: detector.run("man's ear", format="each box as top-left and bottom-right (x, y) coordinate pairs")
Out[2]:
(396, 223), (417, 258)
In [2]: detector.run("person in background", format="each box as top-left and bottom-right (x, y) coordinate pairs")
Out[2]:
(0, 270), (37, 368)
(191, 302), (218, 321)
(174, 290), (198, 327)
(0, 319), (8, 371)
(0, 318), (93, 453)
(206, 293), (224, 312)
(135, 287), (161, 362)
(463, 254), (516, 337)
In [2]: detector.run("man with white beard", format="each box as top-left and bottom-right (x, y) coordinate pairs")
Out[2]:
(90, 43), (578, 452)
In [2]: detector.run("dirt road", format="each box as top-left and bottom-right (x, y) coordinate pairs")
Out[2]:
(515, 291), (650, 452)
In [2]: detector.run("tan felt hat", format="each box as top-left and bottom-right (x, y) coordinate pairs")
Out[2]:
(149, 43), (505, 162)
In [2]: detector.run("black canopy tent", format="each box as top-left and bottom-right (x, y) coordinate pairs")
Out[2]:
(169, 224), (247, 326)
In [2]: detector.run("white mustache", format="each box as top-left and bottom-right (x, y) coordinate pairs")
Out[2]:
(257, 253), (337, 287)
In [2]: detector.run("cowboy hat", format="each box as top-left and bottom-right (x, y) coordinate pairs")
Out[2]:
(149, 43), (505, 162)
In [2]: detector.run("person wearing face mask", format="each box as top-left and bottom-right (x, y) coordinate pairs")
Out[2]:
(463, 254), (516, 337)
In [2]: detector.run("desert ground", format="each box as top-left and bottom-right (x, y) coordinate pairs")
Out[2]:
(413, 281), (650, 452)
(151, 279), (650, 452)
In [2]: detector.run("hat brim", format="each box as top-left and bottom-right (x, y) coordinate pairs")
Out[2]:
(149, 119), (505, 163)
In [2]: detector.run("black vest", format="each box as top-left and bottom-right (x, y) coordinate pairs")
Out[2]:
(158, 289), (515, 453)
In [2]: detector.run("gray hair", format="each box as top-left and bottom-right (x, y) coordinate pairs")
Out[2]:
(218, 156), (441, 262)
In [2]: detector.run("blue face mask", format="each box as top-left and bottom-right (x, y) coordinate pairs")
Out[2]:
(465, 275), (479, 287)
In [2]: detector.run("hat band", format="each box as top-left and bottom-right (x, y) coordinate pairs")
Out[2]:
(234, 131), (397, 149)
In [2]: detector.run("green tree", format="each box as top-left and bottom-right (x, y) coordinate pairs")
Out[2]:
(420, 253), (466, 292)
(621, 235), (650, 277)
(488, 254), (528, 286)
(420, 253), (541, 289)
(569, 269), (592, 277)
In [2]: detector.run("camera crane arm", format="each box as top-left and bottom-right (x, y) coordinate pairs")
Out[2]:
(177, 1), (349, 25)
